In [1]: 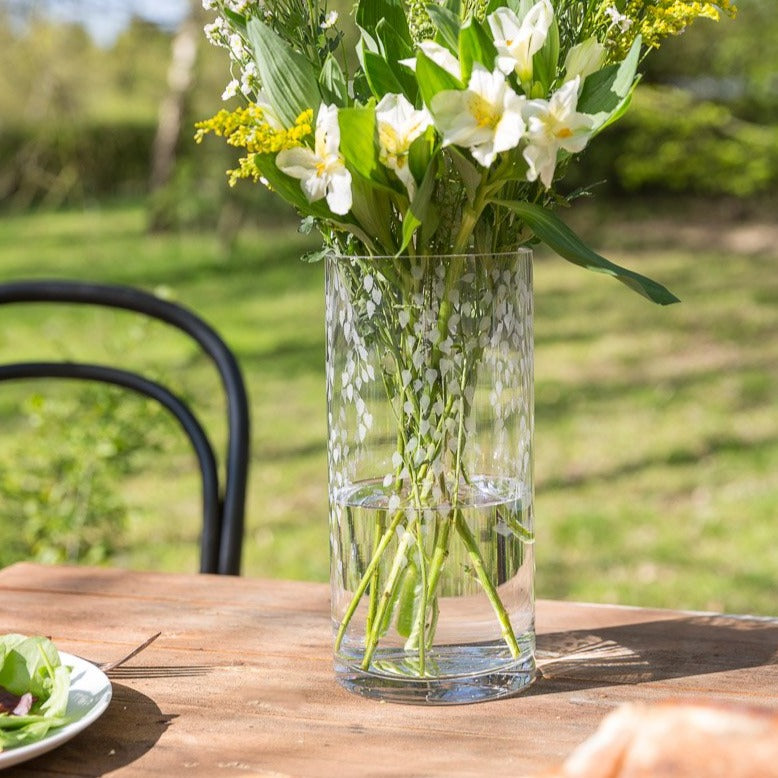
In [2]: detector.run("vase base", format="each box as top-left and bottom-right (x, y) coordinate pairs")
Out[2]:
(334, 654), (536, 705)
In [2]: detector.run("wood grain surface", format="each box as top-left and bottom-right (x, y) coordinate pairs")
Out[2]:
(1, 562), (776, 777)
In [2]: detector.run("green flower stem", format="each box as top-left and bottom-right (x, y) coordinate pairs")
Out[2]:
(409, 519), (429, 673)
(360, 523), (417, 669)
(454, 510), (521, 658)
(424, 512), (451, 602)
(364, 508), (386, 637)
(334, 506), (407, 653)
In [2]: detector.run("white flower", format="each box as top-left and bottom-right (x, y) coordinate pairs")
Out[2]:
(375, 94), (433, 197)
(564, 38), (607, 83)
(240, 61), (260, 97)
(202, 0), (218, 10)
(276, 104), (353, 215)
(604, 6), (633, 32)
(221, 79), (239, 100)
(488, 0), (554, 84)
(401, 41), (461, 81)
(430, 65), (526, 168)
(521, 77), (595, 187)
(204, 17), (230, 47)
(228, 32), (247, 60)
(321, 10), (339, 29)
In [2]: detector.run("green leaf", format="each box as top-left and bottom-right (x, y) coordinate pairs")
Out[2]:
(356, 0), (412, 44)
(0, 634), (71, 748)
(449, 146), (481, 203)
(408, 125), (436, 183)
(416, 49), (463, 107)
(319, 54), (348, 105)
(362, 49), (406, 98)
(246, 19), (321, 128)
(494, 200), (680, 305)
(338, 105), (388, 185)
(399, 160), (438, 254)
(426, 4), (461, 52)
(578, 63), (621, 114)
(394, 562), (419, 639)
(579, 36), (641, 126)
(375, 19), (419, 100)
(612, 35), (642, 99)
(459, 18), (496, 81)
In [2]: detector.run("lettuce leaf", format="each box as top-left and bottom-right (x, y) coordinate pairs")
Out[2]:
(0, 635), (71, 751)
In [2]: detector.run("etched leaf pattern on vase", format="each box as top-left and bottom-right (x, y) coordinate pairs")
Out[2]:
(327, 252), (535, 678)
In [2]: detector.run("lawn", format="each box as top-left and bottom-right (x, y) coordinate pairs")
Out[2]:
(0, 198), (776, 616)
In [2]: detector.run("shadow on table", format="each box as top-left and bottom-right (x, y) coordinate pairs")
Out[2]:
(532, 612), (778, 693)
(22, 684), (175, 776)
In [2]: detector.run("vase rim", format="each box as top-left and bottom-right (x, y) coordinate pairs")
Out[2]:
(328, 248), (533, 261)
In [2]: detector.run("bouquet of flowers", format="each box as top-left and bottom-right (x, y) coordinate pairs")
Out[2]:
(198, 0), (732, 300)
(198, 0), (735, 695)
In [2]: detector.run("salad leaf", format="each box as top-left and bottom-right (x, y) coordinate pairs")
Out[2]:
(0, 635), (71, 752)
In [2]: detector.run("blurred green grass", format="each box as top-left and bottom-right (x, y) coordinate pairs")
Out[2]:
(0, 199), (776, 615)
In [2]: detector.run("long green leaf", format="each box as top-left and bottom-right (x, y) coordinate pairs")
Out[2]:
(399, 161), (438, 254)
(426, 4), (461, 52)
(246, 19), (321, 128)
(459, 18), (496, 81)
(363, 49), (406, 98)
(495, 200), (680, 305)
(338, 106), (392, 187)
(356, 0), (412, 44)
(375, 19), (419, 100)
(319, 54), (348, 105)
(416, 50), (463, 107)
(579, 36), (641, 126)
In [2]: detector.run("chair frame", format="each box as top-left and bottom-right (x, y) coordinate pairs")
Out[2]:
(0, 280), (250, 575)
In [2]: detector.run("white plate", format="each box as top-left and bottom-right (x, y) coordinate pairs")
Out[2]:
(0, 652), (112, 770)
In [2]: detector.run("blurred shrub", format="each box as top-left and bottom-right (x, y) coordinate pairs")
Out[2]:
(0, 119), (298, 234)
(0, 383), (174, 568)
(146, 138), (298, 234)
(3, 88), (777, 215)
(568, 86), (778, 198)
(0, 121), (155, 208)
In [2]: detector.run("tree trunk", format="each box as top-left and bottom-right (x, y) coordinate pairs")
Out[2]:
(149, 11), (198, 192)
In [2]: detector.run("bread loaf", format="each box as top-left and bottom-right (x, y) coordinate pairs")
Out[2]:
(532, 699), (778, 778)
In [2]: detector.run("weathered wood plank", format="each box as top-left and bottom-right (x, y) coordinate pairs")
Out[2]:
(1, 563), (775, 777)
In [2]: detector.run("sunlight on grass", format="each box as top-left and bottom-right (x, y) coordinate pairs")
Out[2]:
(0, 200), (775, 615)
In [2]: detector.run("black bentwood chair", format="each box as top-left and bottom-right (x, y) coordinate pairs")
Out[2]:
(0, 279), (250, 575)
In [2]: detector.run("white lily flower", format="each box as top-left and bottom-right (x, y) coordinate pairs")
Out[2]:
(431, 65), (526, 168)
(375, 94), (433, 198)
(400, 41), (462, 81)
(276, 104), (352, 215)
(488, 0), (554, 84)
(564, 38), (607, 83)
(521, 77), (595, 187)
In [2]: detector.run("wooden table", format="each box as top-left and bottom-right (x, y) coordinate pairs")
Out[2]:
(1, 562), (776, 777)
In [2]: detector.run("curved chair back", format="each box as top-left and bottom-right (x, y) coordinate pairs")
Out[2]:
(0, 279), (249, 575)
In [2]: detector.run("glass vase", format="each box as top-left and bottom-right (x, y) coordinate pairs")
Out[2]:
(326, 250), (535, 704)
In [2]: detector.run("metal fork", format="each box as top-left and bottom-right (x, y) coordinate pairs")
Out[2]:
(95, 632), (162, 672)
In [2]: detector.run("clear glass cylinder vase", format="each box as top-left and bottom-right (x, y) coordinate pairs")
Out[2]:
(326, 250), (535, 704)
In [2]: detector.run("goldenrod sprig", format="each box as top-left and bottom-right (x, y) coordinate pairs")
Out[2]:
(195, 105), (313, 184)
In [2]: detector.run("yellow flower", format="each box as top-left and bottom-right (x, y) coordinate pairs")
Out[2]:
(607, 1), (736, 58)
(195, 106), (313, 185)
